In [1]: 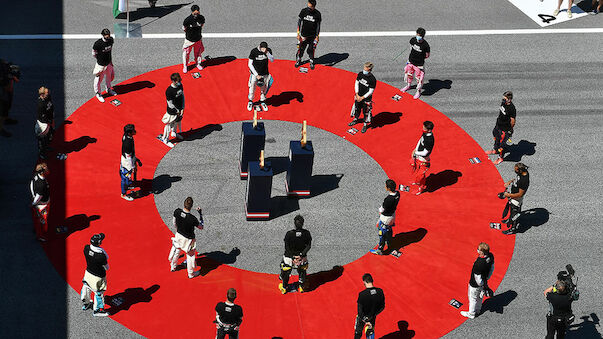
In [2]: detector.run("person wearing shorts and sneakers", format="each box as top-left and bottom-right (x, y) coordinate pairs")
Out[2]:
(554, 0), (575, 18)
(160, 73), (185, 148)
(247, 42), (274, 112)
(168, 197), (205, 279)
(92, 28), (116, 103)
(81, 233), (110, 317)
(182, 4), (205, 73)
(400, 27), (430, 100)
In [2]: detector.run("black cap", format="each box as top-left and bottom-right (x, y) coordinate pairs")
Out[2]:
(124, 124), (135, 134)
(90, 233), (105, 246)
(101, 28), (111, 36)
(259, 41), (268, 49)
(191, 4), (200, 11)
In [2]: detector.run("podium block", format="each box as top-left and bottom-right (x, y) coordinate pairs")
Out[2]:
(286, 141), (314, 197)
(245, 161), (273, 220)
(239, 122), (266, 179)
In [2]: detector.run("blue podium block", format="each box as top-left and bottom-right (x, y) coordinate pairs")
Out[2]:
(286, 141), (314, 197)
(239, 122), (266, 179)
(245, 161), (273, 220)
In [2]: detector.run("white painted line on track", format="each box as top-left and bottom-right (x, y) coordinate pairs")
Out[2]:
(1, 28), (602, 40)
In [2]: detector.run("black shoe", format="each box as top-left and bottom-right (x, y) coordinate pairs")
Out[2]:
(0, 129), (11, 137)
(348, 120), (359, 126)
(295, 60), (301, 68)
(502, 228), (516, 235)
(4, 118), (17, 124)
(93, 308), (109, 317)
(310, 61), (315, 70)
(361, 124), (368, 133)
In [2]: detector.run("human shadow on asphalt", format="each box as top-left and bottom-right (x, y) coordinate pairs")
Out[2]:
(566, 313), (602, 339)
(117, 3), (191, 21)
(425, 170), (462, 193)
(56, 135), (97, 154)
(380, 320), (416, 338)
(481, 290), (518, 314)
(112, 80), (155, 95)
(266, 91), (304, 107)
(181, 123), (223, 141)
(55, 214), (100, 239)
(421, 79), (452, 96)
(195, 247), (241, 276)
(385, 228), (427, 255)
(504, 140), (536, 162)
(149, 174), (183, 194)
(315, 52), (349, 66)
(516, 208), (550, 234)
(370, 112), (403, 129)
(107, 285), (160, 315)
(202, 56), (237, 68)
(304, 265), (344, 292)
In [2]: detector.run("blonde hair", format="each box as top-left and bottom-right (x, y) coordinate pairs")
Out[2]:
(38, 87), (48, 96)
(35, 163), (48, 174)
(363, 62), (374, 71)
(478, 242), (490, 254)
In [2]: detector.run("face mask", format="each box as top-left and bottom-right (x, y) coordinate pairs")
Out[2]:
(416, 36), (423, 41)
(362, 70), (369, 75)
(175, 82), (181, 87)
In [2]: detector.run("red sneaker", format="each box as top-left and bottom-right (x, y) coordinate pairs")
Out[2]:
(493, 157), (504, 165)
(485, 150), (496, 155)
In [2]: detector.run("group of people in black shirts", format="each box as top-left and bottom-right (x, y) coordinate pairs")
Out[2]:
(20, 0), (581, 337)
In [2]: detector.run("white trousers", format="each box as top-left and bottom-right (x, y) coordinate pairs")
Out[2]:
(93, 63), (114, 94)
(168, 243), (195, 277)
(468, 284), (484, 316)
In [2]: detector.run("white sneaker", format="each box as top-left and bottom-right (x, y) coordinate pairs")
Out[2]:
(107, 88), (117, 96)
(196, 64), (203, 71)
(567, 9), (572, 17)
(121, 194), (133, 201)
(182, 65), (188, 73)
(188, 270), (201, 279)
(95, 93), (105, 103)
(247, 101), (253, 111)
(460, 311), (475, 319)
(553, 9), (560, 16)
(171, 132), (183, 140)
(163, 139), (175, 148)
(260, 102), (268, 112)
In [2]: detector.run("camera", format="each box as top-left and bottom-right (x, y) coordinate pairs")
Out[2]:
(557, 264), (579, 301)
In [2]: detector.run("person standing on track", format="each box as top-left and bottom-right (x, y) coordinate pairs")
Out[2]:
(214, 288), (244, 339)
(92, 28), (117, 103)
(460, 242), (495, 319)
(354, 273), (385, 339)
(120, 124), (142, 201)
(182, 4), (205, 73)
(486, 91), (516, 165)
(295, 0), (322, 70)
(247, 42), (274, 112)
(410, 121), (434, 195)
(30, 163), (51, 242)
(81, 233), (110, 317)
(159, 73), (185, 148)
(35, 87), (54, 160)
(279, 215), (312, 294)
(168, 197), (204, 279)
(553, 0), (575, 18)
(370, 179), (400, 255)
(400, 27), (430, 100)
(498, 162), (530, 235)
(348, 62), (376, 134)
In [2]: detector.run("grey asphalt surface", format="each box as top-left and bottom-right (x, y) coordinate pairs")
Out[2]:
(1, 0), (602, 338)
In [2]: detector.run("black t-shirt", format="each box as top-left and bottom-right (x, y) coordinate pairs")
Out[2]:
(496, 102), (516, 131)
(93, 38), (114, 66)
(408, 37), (430, 67)
(37, 96), (54, 124)
(510, 172), (529, 195)
(174, 208), (199, 239)
(84, 244), (108, 278)
(183, 14), (205, 42)
(284, 228), (312, 257)
(356, 72), (377, 99)
(357, 287), (385, 319)
(31, 174), (50, 203)
(249, 47), (272, 76)
(416, 132), (435, 157)
(469, 253), (494, 288)
(547, 292), (573, 317)
(298, 7), (322, 37)
(165, 84), (184, 115)
(381, 191), (400, 217)
(215, 302), (243, 326)
(122, 134), (134, 157)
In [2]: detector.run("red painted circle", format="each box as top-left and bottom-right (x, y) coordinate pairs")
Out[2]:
(41, 59), (514, 338)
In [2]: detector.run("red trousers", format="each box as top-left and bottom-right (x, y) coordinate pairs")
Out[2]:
(32, 204), (49, 239)
(411, 158), (430, 190)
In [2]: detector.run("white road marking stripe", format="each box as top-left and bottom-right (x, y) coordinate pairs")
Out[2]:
(1, 28), (602, 40)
